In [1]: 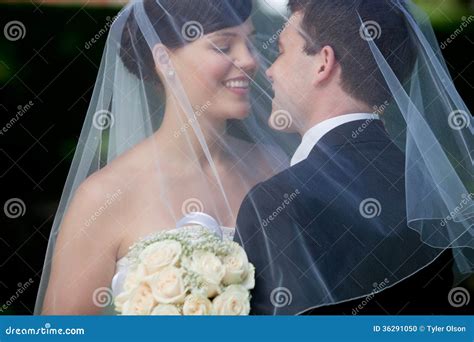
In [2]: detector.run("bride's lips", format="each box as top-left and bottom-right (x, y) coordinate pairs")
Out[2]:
(222, 76), (250, 96)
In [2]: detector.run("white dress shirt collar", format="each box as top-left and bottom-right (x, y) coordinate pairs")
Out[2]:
(290, 113), (380, 166)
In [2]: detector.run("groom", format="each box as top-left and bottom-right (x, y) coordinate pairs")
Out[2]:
(234, 0), (456, 315)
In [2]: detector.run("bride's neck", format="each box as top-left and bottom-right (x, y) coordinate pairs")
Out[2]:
(154, 97), (228, 166)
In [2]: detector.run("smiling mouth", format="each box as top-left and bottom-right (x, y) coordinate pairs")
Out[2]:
(223, 79), (250, 89)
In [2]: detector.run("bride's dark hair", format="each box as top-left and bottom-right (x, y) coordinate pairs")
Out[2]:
(120, 0), (253, 87)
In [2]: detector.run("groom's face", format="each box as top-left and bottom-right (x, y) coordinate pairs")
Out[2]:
(266, 13), (318, 134)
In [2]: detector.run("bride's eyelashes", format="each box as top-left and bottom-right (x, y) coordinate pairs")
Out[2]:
(209, 40), (231, 54)
(212, 45), (231, 54)
(208, 36), (233, 54)
(209, 34), (257, 56)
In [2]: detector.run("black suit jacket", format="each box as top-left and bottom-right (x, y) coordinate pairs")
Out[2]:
(235, 119), (457, 315)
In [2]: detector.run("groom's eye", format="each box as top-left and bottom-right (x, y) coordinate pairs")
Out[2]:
(277, 42), (284, 55)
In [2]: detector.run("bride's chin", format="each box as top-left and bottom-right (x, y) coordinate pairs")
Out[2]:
(213, 100), (251, 120)
(228, 107), (251, 120)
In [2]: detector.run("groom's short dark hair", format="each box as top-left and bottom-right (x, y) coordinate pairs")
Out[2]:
(288, 0), (416, 107)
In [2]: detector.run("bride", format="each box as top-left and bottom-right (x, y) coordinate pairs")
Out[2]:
(35, 0), (287, 314)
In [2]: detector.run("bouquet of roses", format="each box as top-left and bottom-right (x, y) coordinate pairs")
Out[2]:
(114, 225), (255, 315)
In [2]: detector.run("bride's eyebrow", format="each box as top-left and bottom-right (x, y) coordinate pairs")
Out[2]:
(211, 30), (257, 38)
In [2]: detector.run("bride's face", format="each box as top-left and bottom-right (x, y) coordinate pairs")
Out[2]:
(168, 20), (258, 121)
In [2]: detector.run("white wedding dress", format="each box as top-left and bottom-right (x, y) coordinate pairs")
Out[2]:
(111, 225), (236, 298)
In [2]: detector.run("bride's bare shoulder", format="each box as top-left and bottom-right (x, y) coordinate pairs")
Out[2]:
(66, 141), (152, 228)
(79, 138), (154, 192)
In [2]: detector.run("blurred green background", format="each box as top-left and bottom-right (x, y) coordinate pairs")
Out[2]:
(0, 0), (473, 314)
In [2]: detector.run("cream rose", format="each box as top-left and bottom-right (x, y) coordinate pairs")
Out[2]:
(187, 250), (225, 297)
(123, 264), (146, 292)
(241, 263), (255, 290)
(212, 285), (250, 315)
(151, 304), (181, 315)
(139, 240), (182, 275)
(201, 282), (221, 299)
(182, 293), (212, 315)
(121, 282), (155, 315)
(114, 290), (130, 313)
(146, 266), (186, 304)
(222, 244), (251, 285)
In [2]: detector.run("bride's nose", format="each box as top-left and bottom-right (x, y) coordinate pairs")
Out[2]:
(233, 44), (258, 75)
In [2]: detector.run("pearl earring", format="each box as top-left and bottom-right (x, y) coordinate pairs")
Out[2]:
(167, 69), (175, 77)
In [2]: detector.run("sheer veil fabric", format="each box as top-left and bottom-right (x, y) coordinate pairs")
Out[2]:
(34, 0), (291, 314)
(233, 0), (473, 314)
(35, 0), (472, 315)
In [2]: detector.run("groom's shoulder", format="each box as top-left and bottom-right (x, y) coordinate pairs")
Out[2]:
(244, 137), (405, 206)
(251, 148), (334, 191)
(243, 161), (309, 207)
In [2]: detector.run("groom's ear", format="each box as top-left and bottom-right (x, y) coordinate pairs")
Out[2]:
(312, 45), (337, 87)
